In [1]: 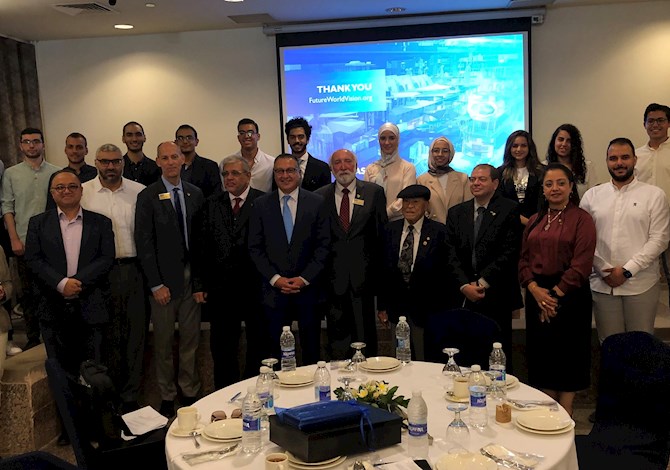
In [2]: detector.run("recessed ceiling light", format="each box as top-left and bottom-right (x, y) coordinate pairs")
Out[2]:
(386, 7), (406, 13)
(114, 24), (134, 30)
(225, 0), (244, 3)
(145, 2), (156, 7)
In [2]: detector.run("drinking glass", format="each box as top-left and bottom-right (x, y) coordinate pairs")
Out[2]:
(446, 403), (470, 451)
(484, 369), (506, 405)
(261, 358), (280, 385)
(442, 348), (461, 390)
(337, 376), (358, 401)
(350, 342), (367, 375)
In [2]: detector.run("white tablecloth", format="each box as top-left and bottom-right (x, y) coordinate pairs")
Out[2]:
(165, 361), (578, 470)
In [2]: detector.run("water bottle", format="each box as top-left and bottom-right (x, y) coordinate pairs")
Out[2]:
(468, 365), (488, 429)
(256, 366), (274, 434)
(313, 361), (331, 402)
(395, 316), (411, 364)
(280, 326), (297, 372)
(488, 342), (507, 404)
(241, 386), (262, 453)
(406, 389), (429, 459)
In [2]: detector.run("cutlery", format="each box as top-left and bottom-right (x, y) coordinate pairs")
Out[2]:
(228, 392), (241, 403)
(480, 448), (534, 470)
(507, 399), (557, 408)
(190, 430), (200, 448)
(182, 443), (239, 463)
(353, 460), (366, 470)
(373, 461), (398, 467)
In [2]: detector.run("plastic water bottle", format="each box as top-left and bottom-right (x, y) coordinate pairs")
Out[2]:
(395, 316), (411, 364)
(280, 326), (297, 372)
(256, 366), (274, 434)
(468, 365), (488, 429)
(488, 342), (507, 404)
(241, 386), (262, 453)
(406, 389), (429, 459)
(313, 361), (331, 402)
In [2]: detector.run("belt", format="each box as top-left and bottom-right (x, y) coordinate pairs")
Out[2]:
(114, 257), (137, 265)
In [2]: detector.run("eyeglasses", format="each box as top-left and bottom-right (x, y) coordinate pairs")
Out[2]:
(96, 159), (123, 166)
(20, 139), (43, 145)
(238, 130), (257, 138)
(176, 135), (196, 142)
(646, 118), (669, 126)
(51, 184), (81, 193)
(221, 170), (247, 177)
(273, 168), (299, 175)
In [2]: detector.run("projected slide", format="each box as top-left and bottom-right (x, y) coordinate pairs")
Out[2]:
(280, 33), (527, 176)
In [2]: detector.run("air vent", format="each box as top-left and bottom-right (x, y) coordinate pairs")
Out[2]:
(52, 3), (118, 16)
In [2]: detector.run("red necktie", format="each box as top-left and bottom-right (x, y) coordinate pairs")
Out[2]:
(232, 197), (242, 216)
(340, 188), (350, 232)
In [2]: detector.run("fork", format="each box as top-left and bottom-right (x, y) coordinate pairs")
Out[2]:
(507, 399), (558, 411)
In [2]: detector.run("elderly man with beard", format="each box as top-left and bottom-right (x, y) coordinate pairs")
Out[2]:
(581, 137), (670, 342)
(316, 149), (387, 359)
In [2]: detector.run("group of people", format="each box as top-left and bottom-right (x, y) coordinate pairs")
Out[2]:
(0, 102), (668, 427)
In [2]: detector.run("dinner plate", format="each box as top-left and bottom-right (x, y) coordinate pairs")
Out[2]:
(359, 363), (401, 373)
(516, 410), (572, 431)
(278, 371), (314, 386)
(444, 393), (469, 404)
(203, 418), (243, 439)
(515, 418), (575, 435)
(286, 452), (342, 466)
(435, 452), (497, 470)
(169, 425), (204, 437)
(361, 356), (401, 371)
(288, 456), (346, 469)
(200, 432), (242, 443)
(278, 380), (315, 388)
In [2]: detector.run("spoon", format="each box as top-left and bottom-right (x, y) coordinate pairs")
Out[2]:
(353, 460), (366, 470)
(190, 430), (200, 448)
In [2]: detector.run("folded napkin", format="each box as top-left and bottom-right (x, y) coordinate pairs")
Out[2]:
(122, 405), (168, 436)
(481, 443), (544, 469)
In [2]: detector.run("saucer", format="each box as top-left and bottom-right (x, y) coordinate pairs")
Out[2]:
(444, 393), (469, 404)
(361, 356), (401, 371)
(170, 425), (204, 437)
(200, 433), (242, 443)
(278, 371), (313, 386)
(359, 363), (401, 373)
(203, 418), (243, 439)
(286, 452), (342, 466)
(516, 410), (572, 431)
(288, 456), (346, 469)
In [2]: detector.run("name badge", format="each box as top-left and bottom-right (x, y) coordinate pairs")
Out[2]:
(159, 192), (171, 200)
(353, 198), (364, 206)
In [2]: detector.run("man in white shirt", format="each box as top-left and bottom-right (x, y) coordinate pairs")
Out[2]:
(81, 143), (147, 413)
(219, 118), (274, 193)
(581, 137), (670, 342)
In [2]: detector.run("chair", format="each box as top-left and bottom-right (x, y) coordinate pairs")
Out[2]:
(0, 451), (79, 469)
(575, 331), (670, 470)
(423, 307), (501, 367)
(44, 358), (168, 470)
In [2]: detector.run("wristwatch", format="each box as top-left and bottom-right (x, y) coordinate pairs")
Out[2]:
(623, 269), (633, 279)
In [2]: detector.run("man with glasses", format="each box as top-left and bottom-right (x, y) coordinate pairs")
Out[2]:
(220, 118), (274, 193)
(248, 154), (330, 366)
(175, 124), (222, 198)
(122, 121), (161, 186)
(1, 127), (59, 351)
(81, 144), (147, 413)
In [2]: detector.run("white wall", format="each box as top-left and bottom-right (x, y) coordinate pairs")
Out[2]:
(36, 0), (670, 185)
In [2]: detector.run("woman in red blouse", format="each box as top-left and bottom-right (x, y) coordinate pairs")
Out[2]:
(519, 163), (596, 416)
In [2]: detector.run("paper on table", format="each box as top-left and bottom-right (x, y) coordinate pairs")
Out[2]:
(375, 458), (427, 470)
(122, 405), (169, 436)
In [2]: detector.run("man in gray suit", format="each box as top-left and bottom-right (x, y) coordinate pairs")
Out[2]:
(316, 149), (387, 359)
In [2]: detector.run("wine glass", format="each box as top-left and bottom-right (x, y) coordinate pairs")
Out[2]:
(442, 348), (461, 390)
(337, 376), (358, 401)
(484, 369), (506, 405)
(350, 342), (367, 373)
(261, 358), (280, 385)
(446, 403), (470, 451)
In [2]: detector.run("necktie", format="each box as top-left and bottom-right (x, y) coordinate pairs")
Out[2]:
(398, 225), (414, 283)
(472, 206), (485, 269)
(232, 197), (242, 216)
(340, 188), (350, 232)
(282, 194), (293, 241)
(173, 187), (187, 248)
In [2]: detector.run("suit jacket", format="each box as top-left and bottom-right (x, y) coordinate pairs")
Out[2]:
(377, 217), (449, 327)
(25, 209), (115, 325)
(445, 194), (523, 312)
(191, 188), (264, 296)
(316, 180), (387, 296)
(248, 188), (330, 308)
(181, 154), (223, 198)
(134, 179), (204, 294)
(417, 170), (473, 224)
(302, 155), (332, 192)
(496, 167), (543, 219)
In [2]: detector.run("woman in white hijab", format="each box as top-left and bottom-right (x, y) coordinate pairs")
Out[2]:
(363, 122), (417, 221)
(417, 136), (472, 224)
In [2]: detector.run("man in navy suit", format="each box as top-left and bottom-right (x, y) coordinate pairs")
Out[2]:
(377, 184), (449, 360)
(283, 117), (331, 192)
(135, 141), (204, 417)
(316, 149), (387, 359)
(445, 164), (523, 364)
(248, 153), (330, 366)
(25, 170), (115, 376)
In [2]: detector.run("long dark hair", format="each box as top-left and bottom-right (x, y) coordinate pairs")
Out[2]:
(501, 130), (543, 181)
(527, 163), (578, 234)
(546, 124), (586, 184)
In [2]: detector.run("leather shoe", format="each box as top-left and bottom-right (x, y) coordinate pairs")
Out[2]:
(159, 400), (175, 418)
(57, 432), (70, 447)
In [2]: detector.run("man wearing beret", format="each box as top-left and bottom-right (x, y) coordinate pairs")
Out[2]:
(377, 184), (449, 360)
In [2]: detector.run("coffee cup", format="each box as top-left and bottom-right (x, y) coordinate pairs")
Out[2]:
(177, 406), (200, 431)
(265, 453), (288, 470)
(453, 375), (470, 399)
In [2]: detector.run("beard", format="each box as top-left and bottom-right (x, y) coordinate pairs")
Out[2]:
(609, 166), (634, 182)
(335, 172), (355, 186)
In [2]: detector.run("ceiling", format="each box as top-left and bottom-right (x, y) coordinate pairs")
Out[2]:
(0, 0), (649, 42)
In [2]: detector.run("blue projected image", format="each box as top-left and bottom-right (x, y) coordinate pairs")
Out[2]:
(280, 33), (528, 176)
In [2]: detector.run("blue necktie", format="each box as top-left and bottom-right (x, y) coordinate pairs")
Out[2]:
(283, 194), (293, 241)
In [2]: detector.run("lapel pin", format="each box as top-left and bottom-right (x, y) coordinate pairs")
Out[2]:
(490, 211), (496, 217)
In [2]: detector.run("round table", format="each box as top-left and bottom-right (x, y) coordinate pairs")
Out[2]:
(165, 361), (578, 470)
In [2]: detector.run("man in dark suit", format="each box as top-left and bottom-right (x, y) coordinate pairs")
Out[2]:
(283, 117), (331, 192)
(192, 155), (266, 388)
(377, 184), (449, 360)
(248, 153), (330, 366)
(316, 149), (387, 359)
(445, 164), (523, 364)
(176, 124), (223, 198)
(135, 141), (205, 418)
(25, 170), (115, 376)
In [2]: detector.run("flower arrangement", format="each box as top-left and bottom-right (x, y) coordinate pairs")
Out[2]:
(334, 380), (409, 416)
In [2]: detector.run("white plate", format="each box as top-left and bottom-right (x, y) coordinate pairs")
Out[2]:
(200, 433), (242, 443)
(515, 418), (576, 435)
(359, 363), (401, 373)
(435, 452), (497, 470)
(203, 418), (243, 439)
(505, 374), (519, 388)
(170, 425), (204, 437)
(516, 410), (572, 431)
(361, 357), (401, 371)
(286, 452), (342, 466)
(278, 371), (314, 386)
(288, 456), (346, 469)
(278, 380), (315, 388)
(444, 393), (469, 403)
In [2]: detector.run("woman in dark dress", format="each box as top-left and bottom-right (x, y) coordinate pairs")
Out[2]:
(518, 163), (596, 416)
(497, 130), (544, 226)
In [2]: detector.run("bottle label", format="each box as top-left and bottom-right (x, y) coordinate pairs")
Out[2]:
(396, 338), (408, 350)
(490, 364), (506, 383)
(470, 394), (487, 408)
(408, 422), (427, 437)
(243, 416), (261, 431)
(317, 385), (331, 401)
(258, 391), (273, 408)
(281, 348), (295, 359)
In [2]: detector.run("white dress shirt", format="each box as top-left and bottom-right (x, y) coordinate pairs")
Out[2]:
(636, 138), (670, 202)
(221, 149), (274, 193)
